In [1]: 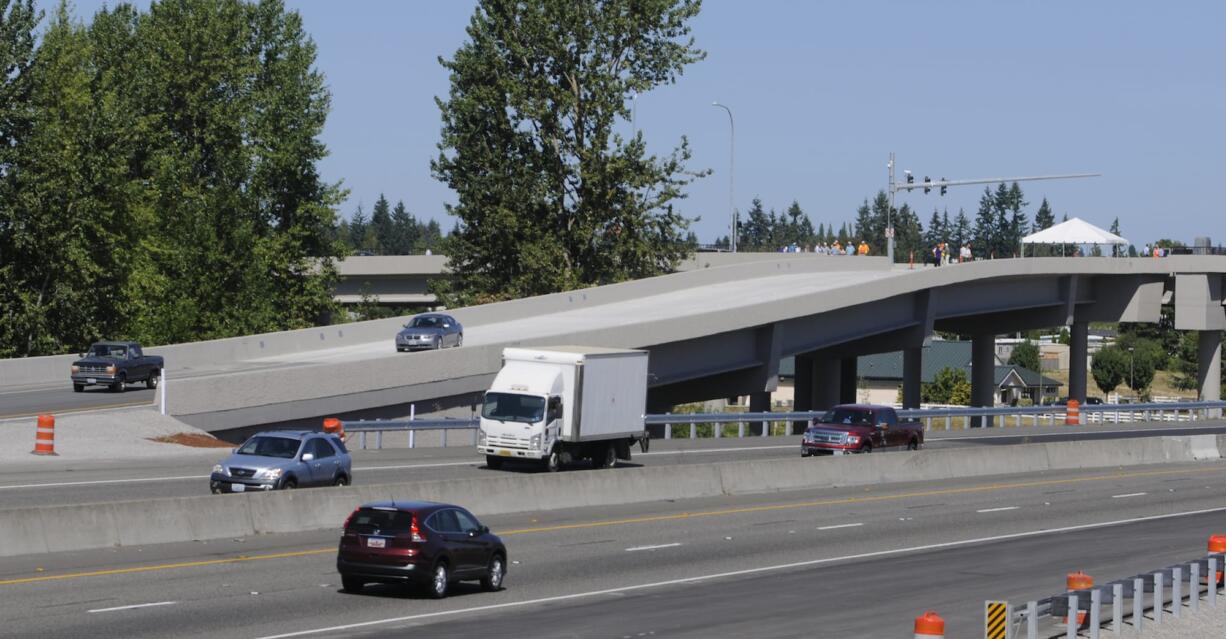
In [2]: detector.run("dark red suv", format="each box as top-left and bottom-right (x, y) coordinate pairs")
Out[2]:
(337, 501), (507, 598)
(801, 404), (923, 456)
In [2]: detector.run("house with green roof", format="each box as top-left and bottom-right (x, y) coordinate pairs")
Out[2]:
(774, 340), (1062, 407)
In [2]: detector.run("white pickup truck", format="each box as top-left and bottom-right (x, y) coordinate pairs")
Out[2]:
(477, 346), (649, 472)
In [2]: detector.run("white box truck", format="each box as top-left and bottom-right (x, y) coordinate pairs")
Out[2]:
(478, 346), (649, 472)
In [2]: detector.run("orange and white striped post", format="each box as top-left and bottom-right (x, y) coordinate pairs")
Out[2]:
(1066, 571), (1093, 625)
(322, 417), (346, 443)
(913, 611), (945, 639)
(1209, 535), (1226, 585)
(1065, 399), (1081, 425)
(32, 414), (57, 456)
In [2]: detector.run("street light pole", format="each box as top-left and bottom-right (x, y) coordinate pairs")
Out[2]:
(1129, 346), (1135, 395)
(712, 101), (735, 252)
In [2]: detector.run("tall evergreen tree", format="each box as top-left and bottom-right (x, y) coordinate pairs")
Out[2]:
(924, 208), (945, 250)
(742, 197), (769, 250)
(1109, 217), (1122, 257)
(973, 186), (995, 259)
(370, 193), (393, 255)
(951, 208), (971, 252)
(389, 200), (419, 255)
(432, 0), (707, 306)
(1004, 182), (1028, 257)
(1031, 197), (1056, 256)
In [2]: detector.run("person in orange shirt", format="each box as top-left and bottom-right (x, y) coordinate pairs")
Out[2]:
(857, 240), (869, 255)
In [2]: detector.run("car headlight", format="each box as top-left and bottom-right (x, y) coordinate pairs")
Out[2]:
(256, 468), (283, 480)
(106, 365), (116, 374)
(212, 464), (228, 476)
(529, 434), (541, 450)
(845, 435), (860, 444)
(71, 365), (80, 374)
(478, 430), (486, 445)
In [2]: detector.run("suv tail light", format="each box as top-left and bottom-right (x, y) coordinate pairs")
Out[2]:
(410, 514), (427, 543)
(342, 507), (359, 531)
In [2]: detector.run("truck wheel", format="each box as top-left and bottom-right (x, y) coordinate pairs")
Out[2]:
(73, 383), (84, 393)
(597, 444), (616, 469)
(543, 449), (561, 473)
(860, 442), (872, 454)
(146, 370), (159, 390)
(907, 438), (919, 451)
(110, 374), (126, 393)
(486, 455), (504, 470)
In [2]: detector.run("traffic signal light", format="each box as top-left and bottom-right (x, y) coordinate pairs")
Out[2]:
(940, 178), (947, 196)
(923, 176), (931, 194)
(905, 172), (914, 184)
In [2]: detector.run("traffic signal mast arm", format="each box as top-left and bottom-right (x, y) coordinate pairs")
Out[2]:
(892, 172), (1101, 193)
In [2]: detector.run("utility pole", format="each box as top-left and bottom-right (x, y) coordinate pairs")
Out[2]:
(713, 102), (736, 252)
(885, 152), (1100, 261)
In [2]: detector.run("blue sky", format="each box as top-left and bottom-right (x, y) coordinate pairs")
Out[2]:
(46, 1), (1226, 245)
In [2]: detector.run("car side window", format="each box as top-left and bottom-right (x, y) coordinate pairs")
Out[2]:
(885, 410), (898, 426)
(311, 438), (335, 459)
(131, 346), (142, 358)
(428, 510), (461, 533)
(455, 510), (481, 533)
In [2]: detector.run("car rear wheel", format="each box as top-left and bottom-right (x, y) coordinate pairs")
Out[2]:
(481, 554), (505, 591)
(146, 371), (159, 390)
(341, 576), (364, 593)
(333, 474), (349, 487)
(428, 562), (449, 599)
(486, 455), (504, 470)
(73, 383), (84, 393)
(456, 333), (463, 348)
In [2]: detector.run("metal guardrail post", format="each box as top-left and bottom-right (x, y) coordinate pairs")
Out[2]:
(690, 423), (696, 439)
(360, 431), (367, 450)
(1066, 594), (1077, 639)
(442, 428), (448, 448)
(1112, 583), (1122, 633)
(1210, 557), (1218, 608)
(1173, 566), (1182, 618)
(1026, 600), (1037, 639)
(376, 430), (383, 450)
(1089, 588), (1101, 639)
(1133, 577), (1144, 633)
(1191, 563), (1199, 612)
(945, 415), (951, 431)
(714, 421), (721, 438)
(1155, 572), (1164, 624)
(738, 421), (745, 438)
(664, 418), (672, 440)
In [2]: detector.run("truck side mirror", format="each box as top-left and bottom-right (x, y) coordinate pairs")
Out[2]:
(878, 422), (889, 430)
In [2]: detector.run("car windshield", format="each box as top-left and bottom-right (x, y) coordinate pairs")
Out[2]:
(819, 409), (874, 426)
(410, 316), (443, 328)
(236, 436), (301, 459)
(90, 344), (126, 358)
(482, 392), (546, 423)
(347, 508), (414, 535)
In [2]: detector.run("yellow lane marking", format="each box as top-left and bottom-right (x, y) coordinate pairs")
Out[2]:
(0, 549), (332, 585)
(3, 464), (1223, 586)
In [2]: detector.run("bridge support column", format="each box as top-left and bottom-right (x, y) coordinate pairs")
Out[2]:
(971, 334), (996, 427)
(839, 357), (858, 404)
(1199, 331), (1222, 418)
(812, 357), (841, 412)
(903, 347), (922, 409)
(1069, 321), (1089, 405)
(793, 354), (813, 435)
(748, 391), (771, 435)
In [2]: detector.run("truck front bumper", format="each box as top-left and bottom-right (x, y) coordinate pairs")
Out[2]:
(479, 446), (544, 460)
(71, 374), (118, 386)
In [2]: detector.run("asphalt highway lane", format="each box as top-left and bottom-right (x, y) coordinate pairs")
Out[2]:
(2, 421), (1225, 509)
(3, 462), (1226, 638)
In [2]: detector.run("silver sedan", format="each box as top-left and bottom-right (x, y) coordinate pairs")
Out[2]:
(396, 313), (463, 351)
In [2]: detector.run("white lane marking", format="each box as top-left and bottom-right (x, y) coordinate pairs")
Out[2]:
(356, 461), (478, 471)
(88, 601), (176, 613)
(625, 543), (682, 552)
(936, 425), (1226, 442)
(817, 523), (863, 531)
(252, 505), (1226, 639)
(976, 506), (1020, 513)
(1112, 492), (1148, 499)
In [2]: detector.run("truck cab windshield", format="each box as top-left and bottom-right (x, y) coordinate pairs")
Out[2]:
(91, 344), (127, 358)
(819, 408), (874, 426)
(482, 393), (546, 423)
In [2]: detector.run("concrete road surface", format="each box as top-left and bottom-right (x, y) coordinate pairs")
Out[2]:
(3, 420), (1226, 509)
(3, 462), (1226, 638)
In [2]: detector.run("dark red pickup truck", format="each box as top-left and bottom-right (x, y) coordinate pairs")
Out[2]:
(801, 404), (923, 456)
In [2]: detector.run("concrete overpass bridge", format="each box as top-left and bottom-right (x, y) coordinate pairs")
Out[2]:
(2, 255), (1223, 435)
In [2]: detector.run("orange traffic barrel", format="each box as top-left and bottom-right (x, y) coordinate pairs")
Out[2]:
(1064, 399), (1081, 425)
(32, 414), (57, 456)
(913, 611), (945, 639)
(1209, 535), (1226, 584)
(322, 417), (345, 442)
(1066, 571), (1093, 625)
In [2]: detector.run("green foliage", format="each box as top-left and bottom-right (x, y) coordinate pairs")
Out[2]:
(1171, 331), (1199, 390)
(922, 367), (971, 405)
(0, 0), (346, 356)
(335, 198), (440, 255)
(432, 0), (707, 306)
(1091, 347), (1126, 395)
(1008, 340), (1041, 372)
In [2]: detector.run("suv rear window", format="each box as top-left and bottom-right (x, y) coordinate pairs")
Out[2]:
(347, 509), (413, 534)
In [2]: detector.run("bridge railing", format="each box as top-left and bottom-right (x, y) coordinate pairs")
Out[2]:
(338, 401), (1226, 449)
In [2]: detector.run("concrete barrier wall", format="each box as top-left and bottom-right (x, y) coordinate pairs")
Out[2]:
(1, 254), (877, 388)
(3, 434), (1223, 558)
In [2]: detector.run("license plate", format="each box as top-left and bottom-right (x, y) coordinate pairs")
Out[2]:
(230, 483), (245, 492)
(87, 378), (97, 384)
(832, 450), (846, 456)
(367, 537), (386, 548)
(498, 450), (511, 457)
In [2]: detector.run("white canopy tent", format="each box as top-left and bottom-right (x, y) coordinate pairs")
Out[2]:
(1021, 217), (1128, 256)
